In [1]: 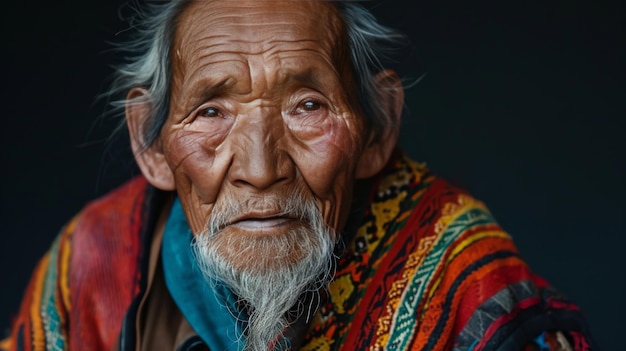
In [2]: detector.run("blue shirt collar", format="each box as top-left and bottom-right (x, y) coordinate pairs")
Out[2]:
(161, 198), (246, 351)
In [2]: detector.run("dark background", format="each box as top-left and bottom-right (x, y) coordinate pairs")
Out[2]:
(1, 0), (623, 348)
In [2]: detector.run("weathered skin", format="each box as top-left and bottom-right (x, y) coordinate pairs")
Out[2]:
(125, 0), (402, 260)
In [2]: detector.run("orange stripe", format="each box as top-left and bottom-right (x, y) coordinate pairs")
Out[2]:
(0, 337), (12, 350)
(28, 253), (50, 350)
(14, 267), (36, 350)
(59, 217), (76, 312)
(425, 229), (509, 303)
(413, 225), (505, 324)
(429, 236), (517, 306)
(411, 238), (524, 350)
(453, 261), (534, 336)
(52, 224), (73, 345)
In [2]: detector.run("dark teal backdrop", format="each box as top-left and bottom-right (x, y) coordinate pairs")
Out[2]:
(1, 1), (623, 348)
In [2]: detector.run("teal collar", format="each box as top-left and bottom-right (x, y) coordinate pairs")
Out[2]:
(161, 198), (246, 351)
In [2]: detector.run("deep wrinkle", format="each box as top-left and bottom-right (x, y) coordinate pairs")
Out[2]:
(160, 1), (367, 236)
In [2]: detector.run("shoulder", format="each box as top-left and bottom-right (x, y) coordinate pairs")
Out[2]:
(74, 175), (151, 237)
(388, 154), (595, 350)
(68, 175), (156, 286)
(374, 152), (506, 259)
(2, 176), (158, 351)
(67, 176), (163, 350)
(68, 176), (154, 276)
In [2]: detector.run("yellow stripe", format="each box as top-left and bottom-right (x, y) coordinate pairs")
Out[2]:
(433, 195), (489, 235)
(450, 230), (511, 258)
(424, 230), (511, 306)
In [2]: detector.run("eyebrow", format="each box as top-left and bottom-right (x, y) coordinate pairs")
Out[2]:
(195, 77), (236, 100)
(182, 76), (236, 115)
(281, 67), (335, 93)
(180, 62), (338, 116)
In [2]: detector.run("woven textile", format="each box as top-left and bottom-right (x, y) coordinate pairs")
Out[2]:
(299, 154), (593, 350)
(1, 153), (594, 350)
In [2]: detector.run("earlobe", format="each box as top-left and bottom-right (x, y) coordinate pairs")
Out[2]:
(125, 88), (176, 191)
(356, 69), (404, 179)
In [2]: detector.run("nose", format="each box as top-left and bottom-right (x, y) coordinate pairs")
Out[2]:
(227, 117), (295, 191)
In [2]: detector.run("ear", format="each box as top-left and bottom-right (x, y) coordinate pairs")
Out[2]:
(125, 88), (176, 191)
(356, 69), (404, 179)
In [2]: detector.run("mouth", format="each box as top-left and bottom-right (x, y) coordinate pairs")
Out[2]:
(227, 212), (300, 231)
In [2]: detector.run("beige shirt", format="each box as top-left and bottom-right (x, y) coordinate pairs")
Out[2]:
(132, 207), (208, 351)
(130, 202), (309, 351)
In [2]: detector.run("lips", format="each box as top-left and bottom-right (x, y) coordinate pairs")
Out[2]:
(227, 212), (301, 231)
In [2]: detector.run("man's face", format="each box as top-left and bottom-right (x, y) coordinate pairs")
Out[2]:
(125, 1), (401, 346)
(161, 0), (368, 243)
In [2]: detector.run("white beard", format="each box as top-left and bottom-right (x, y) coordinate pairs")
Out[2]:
(192, 191), (336, 351)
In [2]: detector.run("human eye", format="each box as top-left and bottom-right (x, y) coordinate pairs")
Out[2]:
(198, 106), (222, 118)
(184, 102), (233, 133)
(293, 98), (326, 115)
(301, 100), (321, 111)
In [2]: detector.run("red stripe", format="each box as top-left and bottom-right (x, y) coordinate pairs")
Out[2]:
(423, 222), (505, 308)
(69, 176), (148, 350)
(474, 296), (543, 350)
(342, 179), (457, 349)
(472, 293), (581, 351)
(454, 262), (534, 336)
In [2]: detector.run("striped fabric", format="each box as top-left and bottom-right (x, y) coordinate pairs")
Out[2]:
(0, 219), (74, 351)
(300, 153), (593, 350)
(2, 177), (156, 351)
(1, 152), (594, 350)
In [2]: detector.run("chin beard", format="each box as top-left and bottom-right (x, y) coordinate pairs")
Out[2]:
(192, 192), (337, 351)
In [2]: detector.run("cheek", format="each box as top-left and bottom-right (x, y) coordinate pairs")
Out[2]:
(162, 128), (226, 202)
(289, 109), (361, 149)
(290, 116), (362, 201)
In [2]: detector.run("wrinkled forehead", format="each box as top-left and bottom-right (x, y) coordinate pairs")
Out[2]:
(173, 0), (347, 66)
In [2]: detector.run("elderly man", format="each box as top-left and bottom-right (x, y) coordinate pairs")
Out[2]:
(2, 1), (594, 350)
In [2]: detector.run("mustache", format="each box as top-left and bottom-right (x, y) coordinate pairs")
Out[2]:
(207, 190), (320, 234)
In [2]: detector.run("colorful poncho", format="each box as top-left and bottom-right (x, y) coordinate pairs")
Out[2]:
(1, 153), (594, 350)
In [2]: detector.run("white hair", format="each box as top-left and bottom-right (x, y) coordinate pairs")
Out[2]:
(104, 0), (408, 149)
(192, 189), (336, 350)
